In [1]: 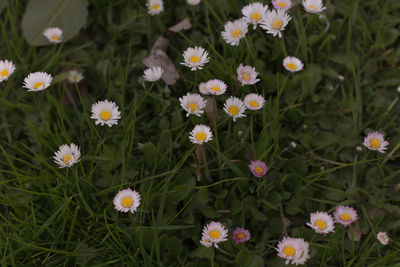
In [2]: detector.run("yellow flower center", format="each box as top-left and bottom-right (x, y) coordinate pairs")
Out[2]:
(340, 213), (351, 221)
(211, 86), (220, 92)
(272, 19), (283, 30)
(369, 138), (380, 149)
(279, 2), (286, 7)
(33, 82), (44, 89)
(251, 12), (261, 21)
(63, 154), (72, 165)
(287, 63), (297, 70)
(121, 197), (133, 208)
(100, 110), (112, 121)
(283, 246), (295, 256)
(315, 220), (326, 230)
(209, 230), (220, 239)
(152, 4), (159, 10)
(188, 102), (198, 112)
(309, 5), (317, 10)
(195, 132), (206, 141)
(228, 105), (239, 116)
(191, 56), (200, 63)
(242, 73), (250, 81)
(236, 233), (245, 240)
(255, 166), (263, 173)
(51, 35), (59, 40)
(249, 101), (259, 107)
(72, 75), (79, 81)
(232, 29), (242, 38)
(0, 69), (9, 77)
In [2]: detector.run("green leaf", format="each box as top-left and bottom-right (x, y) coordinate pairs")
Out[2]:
(21, 0), (88, 46)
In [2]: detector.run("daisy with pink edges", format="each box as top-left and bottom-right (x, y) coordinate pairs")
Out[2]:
(362, 131), (389, 153)
(334, 206), (358, 227)
(232, 227), (251, 243)
(272, 0), (292, 11)
(249, 160), (268, 177)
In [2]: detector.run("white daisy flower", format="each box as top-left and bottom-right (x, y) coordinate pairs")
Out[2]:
(53, 143), (81, 168)
(260, 9), (291, 38)
(306, 211), (335, 234)
(292, 238), (310, 265)
(205, 79), (227, 95)
(189, 124), (213, 145)
(181, 47), (210, 71)
(43, 27), (63, 43)
(377, 232), (389, 245)
(303, 0), (326, 14)
(334, 206), (358, 227)
(199, 82), (209, 95)
(179, 93), (207, 117)
(272, 0), (293, 11)
(0, 59), (16, 82)
(68, 70), (84, 83)
(23, 72), (53, 92)
(199, 235), (213, 247)
(143, 66), (164, 82)
(244, 93), (265, 110)
(283, 56), (304, 72)
(241, 2), (269, 29)
(146, 0), (164, 15)
(90, 100), (121, 127)
(362, 131), (389, 153)
(187, 0), (201, 5)
(237, 64), (260, 86)
(221, 19), (249, 46)
(201, 221), (228, 248)
(223, 96), (247, 122)
(113, 188), (141, 213)
(276, 237), (304, 265)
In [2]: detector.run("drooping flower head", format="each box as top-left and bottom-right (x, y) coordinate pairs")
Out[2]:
(0, 59), (16, 82)
(146, 0), (164, 15)
(189, 124), (213, 145)
(306, 211), (335, 234)
(223, 96), (247, 121)
(260, 9), (291, 38)
(221, 19), (249, 46)
(302, 0), (326, 14)
(362, 131), (389, 153)
(237, 64), (260, 86)
(199, 82), (209, 95)
(232, 227), (251, 243)
(43, 27), (63, 43)
(283, 56), (304, 72)
(377, 232), (389, 245)
(181, 47), (210, 71)
(272, 0), (292, 11)
(334, 206), (358, 227)
(241, 2), (269, 29)
(23, 72), (53, 92)
(276, 237), (310, 265)
(53, 143), (81, 168)
(90, 100), (121, 127)
(249, 160), (268, 177)
(143, 66), (164, 82)
(179, 93), (207, 117)
(200, 221), (228, 248)
(68, 70), (84, 83)
(113, 188), (141, 213)
(244, 93), (265, 110)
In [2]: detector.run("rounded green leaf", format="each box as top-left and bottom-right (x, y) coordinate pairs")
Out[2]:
(21, 0), (88, 46)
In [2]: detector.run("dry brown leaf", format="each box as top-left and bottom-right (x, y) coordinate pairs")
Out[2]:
(168, 18), (192, 33)
(205, 97), (220, 123)
(280, 203), (291, 236)
(143, 49), (179, 85)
